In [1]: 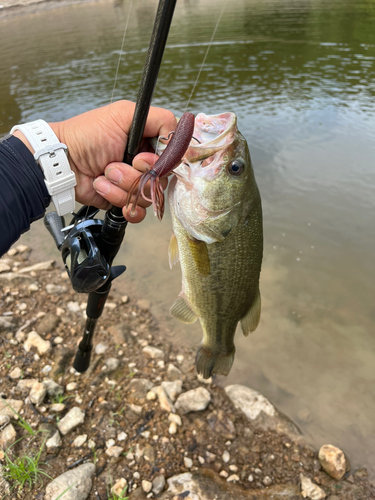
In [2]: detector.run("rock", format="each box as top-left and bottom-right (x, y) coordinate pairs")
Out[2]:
(46, 284), (67, 295)
(46, 431), (62, 451)
(153, 386), (175, 412)
(169, 422), (178, 435)
(0, 263), (11, 273)
(129, 404), (143, 415)
(0, 416), (10, 428)
(225, 385), (301, 440)
(42, 365), (53, 375)
(222, 451), (230, 463)
(0, 424), (16, 449)
(105, 358), (120, 372)
(117, 431), (127, 441)
(152, 474), (166, 495)
(106, 439), (116, 449)
(184, 457), (193, 469)
(220, 470), (229, 478)
(73, 434), (87, 447)
(53, 336), (63, 344)
(144, 444), (155, 463)
(142, 345), (164, 359)
(162, 469), (301, 500)
(142, 480), (153, 493)
(107, 323), (131, 344)
(9, 367), (22, 379)
(127, 378), (154, 399)
(0, 399), (23, 418)
(300, 474), (326, 499)
(50, 403), (66, 412)
(121, 295), (129, 304)
(263, 476), (272, 486)
(146, 391), (156, 401)
(161, 380), (183, 402)
(67, 301), (80, 313)
(36, 313), (61, 335)
(112, 478), (127, 496)
(95, 343), (108, 355)
(0, 317), (14, 331)
(167, 363), (184, 381)
(30, 381), (47, 405)
(19, 260), (54, 273)
(28, 283), (39, 292)
(66, 382), (78, 391)
(45, 462), (95, 500)
(43, 378), (64, 398)
(0, 272), (33, 284)
(168, 413), (182, 426)
(318, 444), (346, 480)
(175, 387), (211, 414)
(58, 407), (85, 435)
(24, 331), (51, 355)
(106, 446), (124, 458)
(137, 299), (151, 310)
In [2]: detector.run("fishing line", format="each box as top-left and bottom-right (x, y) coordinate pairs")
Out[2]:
(184, 1), (226, 112)
(110, 0), (133, 105)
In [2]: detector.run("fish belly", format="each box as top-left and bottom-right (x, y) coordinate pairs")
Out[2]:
(170, 196), (262, 378)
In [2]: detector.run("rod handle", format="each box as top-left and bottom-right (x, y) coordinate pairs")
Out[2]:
(44, 212), (66, 249)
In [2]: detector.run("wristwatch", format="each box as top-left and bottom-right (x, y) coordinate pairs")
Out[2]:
(10, 119), (76, 216)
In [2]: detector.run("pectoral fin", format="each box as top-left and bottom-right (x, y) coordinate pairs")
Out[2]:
(168, 232), (179, 269)
(171, 295), (197, 324)
(240, 289), (261, 336)
(188, 238), (210, 276)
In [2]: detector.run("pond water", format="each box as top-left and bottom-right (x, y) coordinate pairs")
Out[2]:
(1, 0), (374, 478)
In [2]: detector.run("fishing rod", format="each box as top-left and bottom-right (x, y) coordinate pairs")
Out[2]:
(45, 0), (178, 372)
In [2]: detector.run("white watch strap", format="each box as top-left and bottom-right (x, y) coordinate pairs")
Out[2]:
(10, 119), (76, 216)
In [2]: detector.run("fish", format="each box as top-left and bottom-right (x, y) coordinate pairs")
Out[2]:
(168, 112), (263, 379)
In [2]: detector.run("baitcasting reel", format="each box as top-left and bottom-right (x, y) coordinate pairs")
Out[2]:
(44, 206), (111, 293)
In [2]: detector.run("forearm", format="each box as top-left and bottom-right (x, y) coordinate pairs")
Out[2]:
(0, 134), (50, 257)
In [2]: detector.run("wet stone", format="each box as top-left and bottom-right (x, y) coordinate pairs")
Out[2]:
(318, 444), (346, 480)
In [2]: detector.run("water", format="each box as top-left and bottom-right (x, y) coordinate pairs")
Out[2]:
(1, 0), (375, 477)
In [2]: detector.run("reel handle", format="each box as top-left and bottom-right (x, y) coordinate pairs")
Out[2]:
(44, 212), (66, 250)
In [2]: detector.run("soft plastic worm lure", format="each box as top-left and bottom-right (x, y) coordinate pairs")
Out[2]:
(126, 112), (195, 221)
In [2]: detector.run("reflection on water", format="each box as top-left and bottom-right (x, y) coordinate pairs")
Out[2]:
(1, 0), (375, 478)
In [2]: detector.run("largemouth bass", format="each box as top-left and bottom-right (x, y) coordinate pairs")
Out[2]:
(168, 112), (263, 379)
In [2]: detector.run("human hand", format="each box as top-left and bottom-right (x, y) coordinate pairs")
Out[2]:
(49, 100), (176, 222)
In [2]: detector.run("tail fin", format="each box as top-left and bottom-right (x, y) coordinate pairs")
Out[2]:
(195, 345), (235, 379)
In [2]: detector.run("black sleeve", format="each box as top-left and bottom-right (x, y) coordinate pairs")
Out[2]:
(0, 134), (50, 257)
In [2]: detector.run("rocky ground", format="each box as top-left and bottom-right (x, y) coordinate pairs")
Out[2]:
(0, 246), (374, 500)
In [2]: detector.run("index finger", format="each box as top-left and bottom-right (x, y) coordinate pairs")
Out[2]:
(143, 106), (177, 139)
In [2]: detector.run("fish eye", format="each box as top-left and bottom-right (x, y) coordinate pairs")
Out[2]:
(228, 159), (245, 176)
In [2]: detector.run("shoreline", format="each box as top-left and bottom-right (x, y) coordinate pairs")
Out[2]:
(0, 245), (374, 499)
